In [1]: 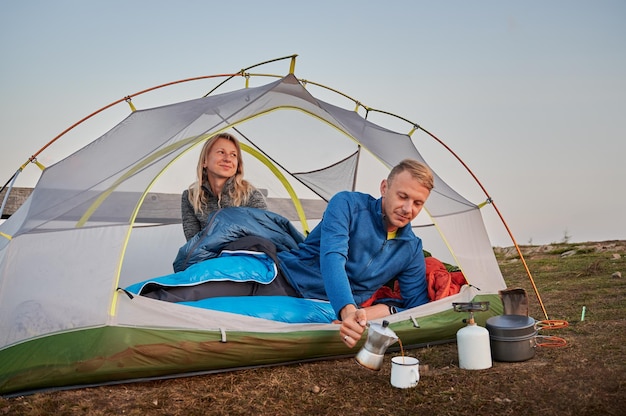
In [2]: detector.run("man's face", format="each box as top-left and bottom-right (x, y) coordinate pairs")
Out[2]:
(380, 170), (431, 232)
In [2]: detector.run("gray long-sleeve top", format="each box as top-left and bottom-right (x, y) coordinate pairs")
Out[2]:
(181, 178), (267, 240)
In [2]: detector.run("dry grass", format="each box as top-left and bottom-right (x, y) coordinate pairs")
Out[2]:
(1, 241), (625, 415)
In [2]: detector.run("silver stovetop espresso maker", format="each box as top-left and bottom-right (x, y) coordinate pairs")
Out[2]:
(355, 320), (398, 370)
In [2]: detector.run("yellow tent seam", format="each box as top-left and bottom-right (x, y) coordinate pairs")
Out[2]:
(424, 209), (469, 285)
(105, 120), (310, 316)
(91, 103), (405, 316)
(239, 143), (309, 233)
(125, 97), (136, 112)
(477, 198), (493, 209)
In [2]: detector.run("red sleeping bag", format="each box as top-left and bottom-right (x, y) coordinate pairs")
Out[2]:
(361, 256), (467, 307)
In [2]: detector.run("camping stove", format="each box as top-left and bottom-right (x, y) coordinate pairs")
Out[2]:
(452, 301), (490, 316)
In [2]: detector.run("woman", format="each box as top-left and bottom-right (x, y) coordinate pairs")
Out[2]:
(181, 132), (267, 240)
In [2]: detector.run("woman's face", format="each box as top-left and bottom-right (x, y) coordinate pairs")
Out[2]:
(203, 138), (239, 180)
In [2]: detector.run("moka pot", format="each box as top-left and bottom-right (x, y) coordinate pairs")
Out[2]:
(355, 320), (398, 371)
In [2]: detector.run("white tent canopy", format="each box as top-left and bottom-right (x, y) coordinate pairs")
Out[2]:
(0, 66), (508, 395)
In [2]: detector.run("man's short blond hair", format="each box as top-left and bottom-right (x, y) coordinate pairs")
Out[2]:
(388, 159), (434, 191)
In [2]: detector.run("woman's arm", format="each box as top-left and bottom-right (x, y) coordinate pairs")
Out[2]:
(246, 188), (267, 209)
(181, 191), (201, 241)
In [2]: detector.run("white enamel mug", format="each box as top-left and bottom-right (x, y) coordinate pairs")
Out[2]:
(390, 356), (420, 388)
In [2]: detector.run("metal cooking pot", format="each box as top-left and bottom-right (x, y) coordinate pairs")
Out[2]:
(486, 315), (537, 362)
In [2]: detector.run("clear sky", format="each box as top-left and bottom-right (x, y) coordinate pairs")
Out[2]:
(1, 0), (624, 246)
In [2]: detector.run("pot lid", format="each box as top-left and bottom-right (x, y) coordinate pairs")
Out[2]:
(486, 314), (535, 329)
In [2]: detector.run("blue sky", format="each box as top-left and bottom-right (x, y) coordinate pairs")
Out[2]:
(1, 0), (624, 246)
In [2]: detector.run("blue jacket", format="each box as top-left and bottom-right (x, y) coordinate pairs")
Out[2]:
(173, 207), (305, 272)
(277, 191), (429, 317)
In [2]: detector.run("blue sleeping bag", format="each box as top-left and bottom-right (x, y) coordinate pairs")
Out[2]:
(180, 296), (335, 324)
(173, 207), (305, 272)
(126, 250), (278, 294)
(126, 250), (336, 324)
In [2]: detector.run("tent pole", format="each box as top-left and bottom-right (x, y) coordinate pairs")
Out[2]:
(5, 55), (301, 186)
(7, 73), (241, 186)
(352, 146), (361, 191)
(2, 56), (545, 318)
(418, 126), (550, 321)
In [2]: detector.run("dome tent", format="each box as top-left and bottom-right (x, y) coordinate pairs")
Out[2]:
(0, 55), (527, 396)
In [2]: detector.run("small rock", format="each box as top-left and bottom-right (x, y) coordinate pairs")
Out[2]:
(560, 250), (576, 258)
(611, 271), (622, 279)
(612, 253), (621, 260)
(311, 385), (321, 394)
(494, 397), (512, 404)
(540, 245), (554, 253)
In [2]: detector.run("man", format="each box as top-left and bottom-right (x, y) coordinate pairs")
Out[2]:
(277, 159), (434, 347)
(140, 159), (433, 345)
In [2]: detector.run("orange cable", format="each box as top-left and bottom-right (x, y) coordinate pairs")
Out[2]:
(536, 335), (567, 348)
(535, 319), (568, 348)
(536, 319), (569, 330)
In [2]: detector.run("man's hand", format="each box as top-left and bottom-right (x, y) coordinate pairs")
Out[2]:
(339, 305), (367, 347)
(338, 303), (393, 347)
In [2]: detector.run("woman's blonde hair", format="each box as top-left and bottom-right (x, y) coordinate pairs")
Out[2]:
(188, 132), (254, 213)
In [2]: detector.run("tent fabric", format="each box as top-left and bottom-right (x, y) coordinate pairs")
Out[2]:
(293, 150), (360, 199)
(0, 72), (508, 396)
(7, 74), (475, 236)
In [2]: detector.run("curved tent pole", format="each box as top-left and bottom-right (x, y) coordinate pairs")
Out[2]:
(0, 169), (21, 220)
(239, 143), (310, 233)
(3, 54), (547, 320)
(5, 73), (241, 189)
(286, 78), (549, 319)
(231, 125), (331, 203)
(4, 55), (302, 188)
(203, 54), (298, 97)
(0, 171), (18, 196)
(417, 126), (549, 321)
(72, 135), (311, 232)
